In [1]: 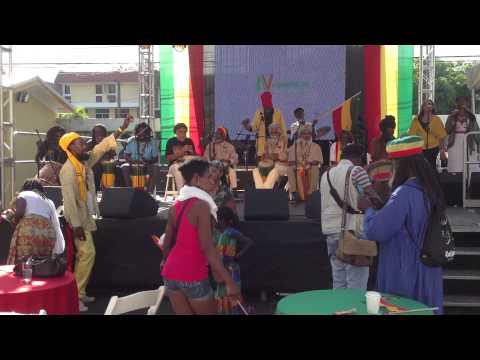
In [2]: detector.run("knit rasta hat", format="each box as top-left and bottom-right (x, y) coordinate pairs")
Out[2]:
(386, 135), (424, 159)
(365, 160), (393, 182)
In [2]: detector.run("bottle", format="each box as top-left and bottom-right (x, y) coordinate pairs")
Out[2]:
(23, 258), (32, 285)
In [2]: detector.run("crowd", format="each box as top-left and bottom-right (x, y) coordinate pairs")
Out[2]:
(0, 90), (478, 315)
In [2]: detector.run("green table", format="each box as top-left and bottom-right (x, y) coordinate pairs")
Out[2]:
(276, 289), (435, 315)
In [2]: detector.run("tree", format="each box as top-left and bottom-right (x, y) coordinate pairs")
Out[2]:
(57, 106), (88, 121)
(413, 60), (474, 114)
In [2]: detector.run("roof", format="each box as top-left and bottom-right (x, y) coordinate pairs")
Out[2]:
(54, 71), (139, 84)
(12, 76), (75, 113)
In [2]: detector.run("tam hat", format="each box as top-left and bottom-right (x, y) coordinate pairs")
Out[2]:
(386, 135), (424, 159)
(366, 160), (393, 182)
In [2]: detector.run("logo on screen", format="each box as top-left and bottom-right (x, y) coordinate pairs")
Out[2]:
(256, 74), (273, 92)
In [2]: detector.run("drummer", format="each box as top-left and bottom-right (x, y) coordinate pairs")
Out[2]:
(288, 124), (323, 202)
(35, 125), (68, 165)
(165, 123), (197, 190)
(120, 122), (159, 193)
(204, 127), (238, 192)
(252, 123), (288, 189)
(86, 124), (117, 191)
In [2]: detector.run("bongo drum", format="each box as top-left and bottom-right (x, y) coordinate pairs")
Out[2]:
(37, 161), (62, 186)
(100, 160), (116, 189)
(130, 163), (146, 189)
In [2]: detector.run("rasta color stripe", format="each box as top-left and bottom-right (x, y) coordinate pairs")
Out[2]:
(159, 45), (205, 161)
(332, 98), (352, 137)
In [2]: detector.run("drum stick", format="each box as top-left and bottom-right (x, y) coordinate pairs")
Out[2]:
(236, 300), (249, 315)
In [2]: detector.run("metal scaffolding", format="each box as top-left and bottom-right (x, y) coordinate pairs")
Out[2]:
(138, 45), (155, 130)
(0, 45), (14, 208)
(418, 45), (435, 111)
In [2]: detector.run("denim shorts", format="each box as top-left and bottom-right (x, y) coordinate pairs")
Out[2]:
(164, 278), (213, 300)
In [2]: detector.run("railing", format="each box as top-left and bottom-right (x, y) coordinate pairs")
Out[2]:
(463, 131), (480, 208)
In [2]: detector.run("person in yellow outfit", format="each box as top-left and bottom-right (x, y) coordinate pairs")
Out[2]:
(408, 100), (447, 172)
(242, 91), (287, 158)
(59, 116), (132, 312)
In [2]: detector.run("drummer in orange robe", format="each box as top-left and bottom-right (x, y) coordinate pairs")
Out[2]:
(288, 124), (323, 202)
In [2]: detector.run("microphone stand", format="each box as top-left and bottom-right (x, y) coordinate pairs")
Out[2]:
(134, 126), (150, 190)
(35, 129), (43, 178)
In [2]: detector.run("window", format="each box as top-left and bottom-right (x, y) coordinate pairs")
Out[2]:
(107, 84), (116, 94)
(107, 94), (116, 103)
(154, 110), (160, 118)
(96, 85), (103, 94)
(65, 96), (72, 103)
(116, 108), (130, 118)
(95, 109), (110, 119)
(64, 85), (71, 95)
(96, 96), (103, 103)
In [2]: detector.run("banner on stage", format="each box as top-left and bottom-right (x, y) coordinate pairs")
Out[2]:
(214, 46), (346, 140)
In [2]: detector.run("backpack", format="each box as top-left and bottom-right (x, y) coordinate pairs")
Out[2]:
(420, 206), (455, 267)
(404, 187), (455, 267)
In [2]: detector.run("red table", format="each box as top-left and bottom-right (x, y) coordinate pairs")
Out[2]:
(0, 265), (79, 315)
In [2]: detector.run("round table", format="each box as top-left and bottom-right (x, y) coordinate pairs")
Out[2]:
(0, 265), (79, 315)
(276, 289), (435, 315)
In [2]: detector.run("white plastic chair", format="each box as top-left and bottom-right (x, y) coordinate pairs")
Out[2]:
(163, 174), (178, 201)
(104, 286), (166, 315)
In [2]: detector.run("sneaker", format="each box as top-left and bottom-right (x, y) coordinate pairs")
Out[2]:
(79, 301), (89, 312)
(81, 295), (96, 303)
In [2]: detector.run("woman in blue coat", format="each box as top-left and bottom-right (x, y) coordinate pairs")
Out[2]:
(363, 136), (444, 314)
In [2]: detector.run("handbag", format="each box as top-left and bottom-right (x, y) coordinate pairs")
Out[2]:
(14, 253), (67, 278)
(335, 166), (377, 267)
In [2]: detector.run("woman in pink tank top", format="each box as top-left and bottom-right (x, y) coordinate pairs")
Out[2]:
(161, 158), (240, 315)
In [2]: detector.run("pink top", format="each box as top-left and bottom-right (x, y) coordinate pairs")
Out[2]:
(161, 198), (209, 282)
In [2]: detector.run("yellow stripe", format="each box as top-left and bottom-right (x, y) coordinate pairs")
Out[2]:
(387, 140), (424, 152)
(173, 48), (190, 129)
(385, 45), (399, 137)
(341, 98), (352, 131)
(380, 46), (387, 120)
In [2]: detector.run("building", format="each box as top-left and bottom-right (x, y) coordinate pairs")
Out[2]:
(53, 71), (159, 120)
(1, 77), (75, 202)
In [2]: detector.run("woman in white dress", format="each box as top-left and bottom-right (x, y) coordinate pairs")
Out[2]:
(445, 96), (480, 173)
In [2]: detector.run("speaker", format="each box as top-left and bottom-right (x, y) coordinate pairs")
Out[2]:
(44, 186), (63, 209)
(305, 190), (322, 219)
(439, 172), (462, 206)
(236, 168), (254, 191)
(244, 188), (289, 221)
(100, 187), (159, 218)
(469, 173), (480, 199)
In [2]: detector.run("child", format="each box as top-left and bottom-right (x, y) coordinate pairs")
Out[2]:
(213, 206), (253, 315)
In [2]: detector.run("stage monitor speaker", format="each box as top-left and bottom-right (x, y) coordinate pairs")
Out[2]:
(244, 188), (289, 221)
(100, 187), (159, 218)
(43, 186), (63, 209)
(305, 190), (322, 219)
(469, 172), (480, 199)
(439, 172), (462, 207)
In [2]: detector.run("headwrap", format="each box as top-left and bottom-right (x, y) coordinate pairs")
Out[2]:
(298, 124), (313, 136)
(386, 135), (424, 159)
(59, 132), (87, 202)
(216, 127), (228, 140)
(260, 91), (273, 108)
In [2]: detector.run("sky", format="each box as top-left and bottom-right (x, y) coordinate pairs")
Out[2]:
(5, 45), (480, 85)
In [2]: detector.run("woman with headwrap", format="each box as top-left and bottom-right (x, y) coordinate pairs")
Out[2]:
(58, 116), (131, 312)
(204, 127), (238, 192)
(242, 91), (287, 158)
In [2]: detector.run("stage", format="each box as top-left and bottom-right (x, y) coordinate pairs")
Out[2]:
(88, 200), (332, 295)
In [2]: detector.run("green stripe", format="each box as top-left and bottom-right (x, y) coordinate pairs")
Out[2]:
(159, 45), (175, 162)
(397, 45), (414, 137)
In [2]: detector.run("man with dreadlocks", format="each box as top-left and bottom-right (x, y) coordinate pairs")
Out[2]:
(204, 127), (238, 192)
(86, 124), (117, 191)
(59, 116), (131, 312)
(35, 126), (67, 186)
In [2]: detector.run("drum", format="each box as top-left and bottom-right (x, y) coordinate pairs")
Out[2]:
(258, 159), (274, 179)
(37, 161), (62, 186)
(101, 161), (116, 189)
(130, 163), (146, 189)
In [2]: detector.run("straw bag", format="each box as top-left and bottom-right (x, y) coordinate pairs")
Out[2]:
(335, 167), (377, 267)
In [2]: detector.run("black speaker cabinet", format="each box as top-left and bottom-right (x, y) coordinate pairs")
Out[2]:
(100, 187), (159, 218)
(439, 172), (462, 207)
(244, 188), (289, 221)
(305, 190), (322, 220)
(469, 172), (480, 199)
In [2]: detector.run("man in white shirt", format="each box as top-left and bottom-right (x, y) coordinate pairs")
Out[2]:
(290, 108), (318, 143)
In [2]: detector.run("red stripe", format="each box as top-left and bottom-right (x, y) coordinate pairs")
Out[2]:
(372, 172), (392, 181)
(388, 147), (423, 159)
(188, 45), (205, 155)
(364, 45), (381, 154)
(332, 106), (343, 138)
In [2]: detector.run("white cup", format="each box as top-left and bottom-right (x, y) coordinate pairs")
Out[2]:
(365, 291), (381, 315)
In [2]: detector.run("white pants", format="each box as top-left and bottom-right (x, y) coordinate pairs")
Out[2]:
(253, 167), (279, 189)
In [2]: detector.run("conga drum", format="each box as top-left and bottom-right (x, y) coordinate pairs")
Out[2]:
(130, 163), (146, 189)
(37, 161), (62, 186)
(100, 160), (116, 189)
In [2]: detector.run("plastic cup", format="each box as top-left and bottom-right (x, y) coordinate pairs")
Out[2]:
(365, 291), (381, 314)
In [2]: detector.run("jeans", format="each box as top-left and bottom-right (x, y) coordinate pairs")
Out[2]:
(325, 233), (369, 290)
